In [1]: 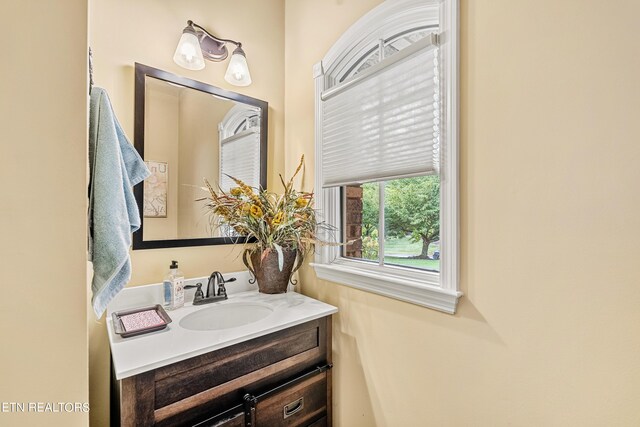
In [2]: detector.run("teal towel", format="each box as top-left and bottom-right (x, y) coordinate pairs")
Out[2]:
(89, 87), (150, 318)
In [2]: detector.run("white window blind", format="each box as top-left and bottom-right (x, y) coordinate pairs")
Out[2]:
(320, 34), (440, 188)
(220, 129), (260, 191)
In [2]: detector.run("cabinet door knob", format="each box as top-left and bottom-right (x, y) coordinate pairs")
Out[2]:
(283, 397), (304, 419)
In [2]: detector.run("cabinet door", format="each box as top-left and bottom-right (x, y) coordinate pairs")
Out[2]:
(252, 370), (328, 426)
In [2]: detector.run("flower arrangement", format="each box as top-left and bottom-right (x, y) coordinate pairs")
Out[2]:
(200, 156), (333, 289)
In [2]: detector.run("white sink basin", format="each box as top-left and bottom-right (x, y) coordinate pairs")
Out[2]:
(179, 302), (274, 331)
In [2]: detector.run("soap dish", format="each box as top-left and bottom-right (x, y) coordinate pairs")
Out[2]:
(112, 305), (172, 338)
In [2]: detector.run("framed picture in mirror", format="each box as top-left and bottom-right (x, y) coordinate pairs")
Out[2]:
(143, 160), (168, 218)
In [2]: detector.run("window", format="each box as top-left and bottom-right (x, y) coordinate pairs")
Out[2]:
(219, 105), (261, 193)
(217, 105), (261, 238)
(343, 176), (441, 273)
(313, 0), (461, 313)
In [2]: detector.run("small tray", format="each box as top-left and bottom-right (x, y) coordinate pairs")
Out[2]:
(112, 304), (172, 338)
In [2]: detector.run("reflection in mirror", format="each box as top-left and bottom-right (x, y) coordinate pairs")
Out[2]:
(133, 63), (267, 250)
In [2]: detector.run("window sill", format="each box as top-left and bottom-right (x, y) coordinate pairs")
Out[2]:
(310, 261), (462, 314)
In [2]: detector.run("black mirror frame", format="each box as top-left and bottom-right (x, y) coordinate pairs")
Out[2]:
(132, 63), (268, 250)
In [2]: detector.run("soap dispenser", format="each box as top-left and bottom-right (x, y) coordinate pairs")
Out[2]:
(163, 260), (185, 310)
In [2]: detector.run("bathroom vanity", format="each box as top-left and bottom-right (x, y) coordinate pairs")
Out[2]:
(107, 274), (336, 426)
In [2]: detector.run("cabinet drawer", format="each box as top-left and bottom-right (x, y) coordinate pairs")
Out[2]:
(252, 370), (327, 426)
(155, 320), (322, 409)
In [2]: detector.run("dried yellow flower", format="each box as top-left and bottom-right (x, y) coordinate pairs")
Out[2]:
(272, 211), (285, 225)
(295, 198), (309, 208)
(249, 204), (263, 219)
(230, 187), (243, 196)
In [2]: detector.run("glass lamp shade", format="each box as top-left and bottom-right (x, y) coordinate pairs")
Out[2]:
(173, 31), (205, 70)
(224, 47), (252, 86)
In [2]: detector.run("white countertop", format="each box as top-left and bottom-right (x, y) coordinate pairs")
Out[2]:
(106, 272), (337, 380)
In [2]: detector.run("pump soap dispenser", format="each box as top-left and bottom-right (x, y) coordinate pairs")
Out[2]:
(163, 260), (185, 310)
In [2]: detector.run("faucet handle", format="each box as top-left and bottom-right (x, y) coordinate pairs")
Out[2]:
(216, 277), (235, 297)
(185, 283), (205, 301)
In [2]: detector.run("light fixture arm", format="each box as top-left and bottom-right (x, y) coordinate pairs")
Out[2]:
(187, 20), (242, 48)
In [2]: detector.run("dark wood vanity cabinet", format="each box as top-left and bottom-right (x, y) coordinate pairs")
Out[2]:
(114, 317), (332, 427)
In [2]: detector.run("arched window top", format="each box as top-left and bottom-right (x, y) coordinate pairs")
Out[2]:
(344, 26), (437, 81)
(219, 104), (260, 140)
(316, 0), (440, 86)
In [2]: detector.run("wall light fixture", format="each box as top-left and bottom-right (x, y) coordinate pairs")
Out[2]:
(173, 20), (252, 87)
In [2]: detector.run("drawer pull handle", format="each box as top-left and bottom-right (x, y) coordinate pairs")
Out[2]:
(283, 397), (304, 419)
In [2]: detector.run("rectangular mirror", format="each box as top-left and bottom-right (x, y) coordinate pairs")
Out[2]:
(133, 63), (267, 249)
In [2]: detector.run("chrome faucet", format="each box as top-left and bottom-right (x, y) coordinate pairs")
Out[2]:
(206, 271), (223, 298)
(186, 272), (236, 305)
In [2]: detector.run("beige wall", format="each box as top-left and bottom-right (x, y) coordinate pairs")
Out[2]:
(0, 1), (89, 426)
(177, 89), (230, 238)
(286, 0), (640, 426)
(144, 82), (180, 240)
(89, 0), (284, 425)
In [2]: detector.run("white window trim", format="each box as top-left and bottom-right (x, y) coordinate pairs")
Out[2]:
(312, 0), (461, 314)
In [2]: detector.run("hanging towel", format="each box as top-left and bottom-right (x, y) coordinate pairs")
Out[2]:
(89, 87), (150, 318)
